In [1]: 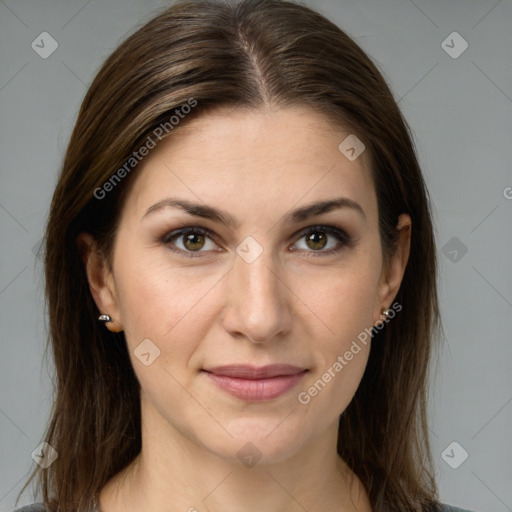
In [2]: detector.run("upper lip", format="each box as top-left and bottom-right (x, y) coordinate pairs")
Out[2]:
(203, 364), (307, 379)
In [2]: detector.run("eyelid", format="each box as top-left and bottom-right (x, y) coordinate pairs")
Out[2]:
(295, 224), (352, 245)
(161, 224), (353, 258)
(291, 225), (353, 257)
(162, 226), (219, 258)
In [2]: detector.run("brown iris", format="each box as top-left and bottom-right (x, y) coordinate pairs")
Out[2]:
(183, 233), (206, 251)
(305, 231), (328, 250)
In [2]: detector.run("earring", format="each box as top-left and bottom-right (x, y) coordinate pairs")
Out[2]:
(382, 308), (391, 318)
(98, 314), (113, 323)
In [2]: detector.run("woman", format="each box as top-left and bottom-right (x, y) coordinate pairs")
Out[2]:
(14, 0), (475, 511)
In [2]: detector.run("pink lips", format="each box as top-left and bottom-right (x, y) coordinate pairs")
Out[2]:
(202, 364), (307, 401)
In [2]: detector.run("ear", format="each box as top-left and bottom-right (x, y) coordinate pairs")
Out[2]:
(76, 232), (123, 332)
(373, 213), (411, 325)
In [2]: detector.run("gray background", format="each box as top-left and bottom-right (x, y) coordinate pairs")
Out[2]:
(1, 0), (511, 510)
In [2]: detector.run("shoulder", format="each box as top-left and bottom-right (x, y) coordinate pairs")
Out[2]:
(11, 504), (47, 512)
(439, 504), (476, 512)
(12, 501), (476, 512)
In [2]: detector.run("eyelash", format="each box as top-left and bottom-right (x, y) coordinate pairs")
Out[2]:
(162, 225), (353, 259)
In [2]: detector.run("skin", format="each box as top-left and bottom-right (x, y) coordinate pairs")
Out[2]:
(77, 105), (411, 512)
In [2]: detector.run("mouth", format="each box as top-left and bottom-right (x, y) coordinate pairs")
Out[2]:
(201, 364), (308, 401)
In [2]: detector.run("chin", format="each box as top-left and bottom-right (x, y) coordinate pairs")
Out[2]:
(202, 420), (309, 467)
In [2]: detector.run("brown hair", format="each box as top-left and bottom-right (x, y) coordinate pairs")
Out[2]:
(18, 1), (441, 510)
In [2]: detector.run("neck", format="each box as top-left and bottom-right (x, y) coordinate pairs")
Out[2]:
(98, 398), (371, 512)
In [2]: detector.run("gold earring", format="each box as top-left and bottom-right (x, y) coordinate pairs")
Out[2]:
(98, 314), (123, 332)
(374, 308), (390, 327)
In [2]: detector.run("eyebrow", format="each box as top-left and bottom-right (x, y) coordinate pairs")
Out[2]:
(142, 196), (366, 227)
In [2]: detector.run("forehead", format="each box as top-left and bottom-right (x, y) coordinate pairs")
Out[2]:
(125, 106), (377, 223)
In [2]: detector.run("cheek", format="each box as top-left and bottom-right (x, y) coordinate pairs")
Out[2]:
(113, 247), (219, 355)
(294, 251), (381, 338)
(306, 271), (375, 367)
(292, 250), (380, 411)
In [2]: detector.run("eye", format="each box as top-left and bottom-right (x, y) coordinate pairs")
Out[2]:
(292, 225), (352, 256)
(162, 224), (353, 259)
(163, 227), (220, 257)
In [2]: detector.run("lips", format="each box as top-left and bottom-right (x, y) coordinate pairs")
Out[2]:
(202, 364), (308, 401)
(202, 364), (307, 379)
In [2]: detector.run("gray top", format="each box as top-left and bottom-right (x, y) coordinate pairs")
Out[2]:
(11, 503), (476, 512)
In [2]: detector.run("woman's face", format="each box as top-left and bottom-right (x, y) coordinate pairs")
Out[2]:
(84, 106), (410, 466)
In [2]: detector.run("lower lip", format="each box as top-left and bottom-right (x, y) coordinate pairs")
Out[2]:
(203, 371), (307, 401)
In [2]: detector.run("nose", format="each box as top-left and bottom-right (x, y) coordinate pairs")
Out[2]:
(221, 248), (293, 344)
